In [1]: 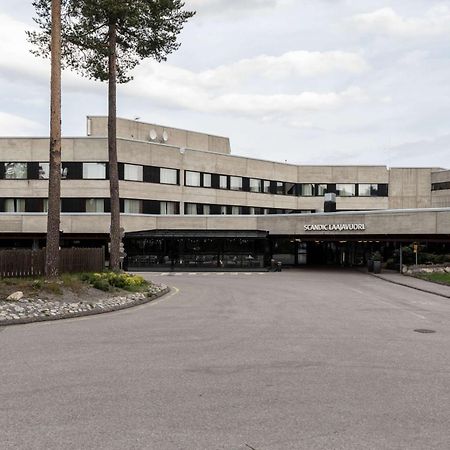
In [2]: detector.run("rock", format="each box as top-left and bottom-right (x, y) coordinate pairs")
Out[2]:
(6, 291), (24, 301)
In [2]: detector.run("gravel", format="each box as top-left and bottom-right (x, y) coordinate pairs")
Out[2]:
(0, 283), (168, 326)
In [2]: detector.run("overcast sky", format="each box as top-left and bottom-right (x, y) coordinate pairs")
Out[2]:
(0, 0), (450, 167)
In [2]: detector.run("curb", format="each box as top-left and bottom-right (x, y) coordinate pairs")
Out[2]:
(368, 273), (450, 300)
(0, 287), (171, 327)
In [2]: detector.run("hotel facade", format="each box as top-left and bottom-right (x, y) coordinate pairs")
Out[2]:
(1, 116), (450, 269)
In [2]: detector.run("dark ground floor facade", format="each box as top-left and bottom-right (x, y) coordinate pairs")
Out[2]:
(2, 231), (450, 271)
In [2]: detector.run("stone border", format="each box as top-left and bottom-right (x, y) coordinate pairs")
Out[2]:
(0, 285), (170, 327)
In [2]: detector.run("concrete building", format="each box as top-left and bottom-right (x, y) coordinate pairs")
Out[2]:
(1, 116), (450, 268)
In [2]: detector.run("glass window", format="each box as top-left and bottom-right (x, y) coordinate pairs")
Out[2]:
(219, 175), (228, 189)
(4, 199), (26, 212)
(359, 184), (383, 197)
(285, 182), (296, 196)
(161, 201), (177, 215)
(43, 199), (49, 213)
(85, 199), (105, 213)
(83, 163), (106, 179)
(160, 202), (178, 215)
(124, 199), (142, 214)
(39, 163), (68, 180)
(185, 203), (198, 215)
(316, 184), (327, 196)
(185, 171), (201, 187)
(231, 206), (241, 215)
(203, 204), (210, 215)
(250, 179), (262, 193)
(262, 180), (270, 193)
(39, 163), (49, 180)
(220, 206), (227, 215)
(160, 168), (178, 185)
(124, 164), (143, 182)
(337, 184), (356, 197)
(230, 176), (243, 191)
(203, 173), (212, 188)
(276, 182), (284, 195)
(4, 163), (27, 179)
(300, 184), (314, 196)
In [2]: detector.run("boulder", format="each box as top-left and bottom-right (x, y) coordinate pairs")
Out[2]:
(6, 291), (24, 301)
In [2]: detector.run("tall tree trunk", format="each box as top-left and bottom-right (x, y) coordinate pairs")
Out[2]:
(108, 21), (121, 272)
(45, 0), (62, 278)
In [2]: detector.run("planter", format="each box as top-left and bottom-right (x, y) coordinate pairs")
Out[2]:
(367, 259), (374, 272)
(373, 260), (382, 274)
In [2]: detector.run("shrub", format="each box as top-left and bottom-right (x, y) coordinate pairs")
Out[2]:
(81, 272), (148, 292)
(92, 278), (111, 292)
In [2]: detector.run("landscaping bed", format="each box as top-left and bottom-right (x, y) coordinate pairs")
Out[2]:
(0, 272), (168, 325)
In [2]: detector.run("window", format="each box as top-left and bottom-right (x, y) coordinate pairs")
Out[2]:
(276, 182), (284, 195)
(185, 203), (198, 215)
(85, 199), (105, 213)
(160, 168), (178, 185)
(231, 206), (241, 215)
(262, 180), (270, 194)
(432, 182), (450, 191)
(285, 183), (296, 196)
(83, 163), (106, 179)
(39, 163), (49, 180)
(250, 179), (262, 193)
(203, 173), (212, 188)
(300, 184), (314, 196)
(161, 201), (177, 215)
(359, 184), (387, 197)
(230, 176), (243, 191)
(220, 206), (227, 215)
(124, 199), (142, 214)
(4, 199), (26, 212)
(185, 171), (201, 187)
(43, 199), (48, 213)
(316, 184), (327, 196)
(203, 204), (211, 215)
(219, 175), (228, 189)
(4, 163), (27, 179)
(39, 163), (68, 180)
(124, 164), (143, 182)
(337, 184), (356, 197)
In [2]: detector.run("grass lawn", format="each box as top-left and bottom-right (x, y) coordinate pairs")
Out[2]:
(416, 272), (450, 286)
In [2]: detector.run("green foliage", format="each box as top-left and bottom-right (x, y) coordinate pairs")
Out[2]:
(28, 0), (195, 83)
(81, 272), (149, 292)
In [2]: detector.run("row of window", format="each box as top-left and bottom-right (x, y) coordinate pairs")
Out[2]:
(0, 162), (179, 185)
(0, 198), (314, 216)
(184, 170), (389, 197)
(1, 162), (389, 197)
(184, 203), (314, 215)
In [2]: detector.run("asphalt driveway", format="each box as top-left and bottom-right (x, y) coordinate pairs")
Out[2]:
(1, 269), (450, 449)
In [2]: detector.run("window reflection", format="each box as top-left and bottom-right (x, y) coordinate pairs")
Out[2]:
(337, 184), (356, 197)
(4, 163), (27, 179)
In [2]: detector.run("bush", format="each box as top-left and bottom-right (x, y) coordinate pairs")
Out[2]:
(81, 272), (148, 292)
(92, 278), (111, 292)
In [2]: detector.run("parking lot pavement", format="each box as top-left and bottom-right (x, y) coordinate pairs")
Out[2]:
(1, 268), (450, 450)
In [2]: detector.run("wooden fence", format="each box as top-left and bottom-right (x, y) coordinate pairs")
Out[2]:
(0, 248), (105, 278)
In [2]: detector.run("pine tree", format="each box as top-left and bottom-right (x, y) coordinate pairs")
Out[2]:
(29, 0), (195, 271)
